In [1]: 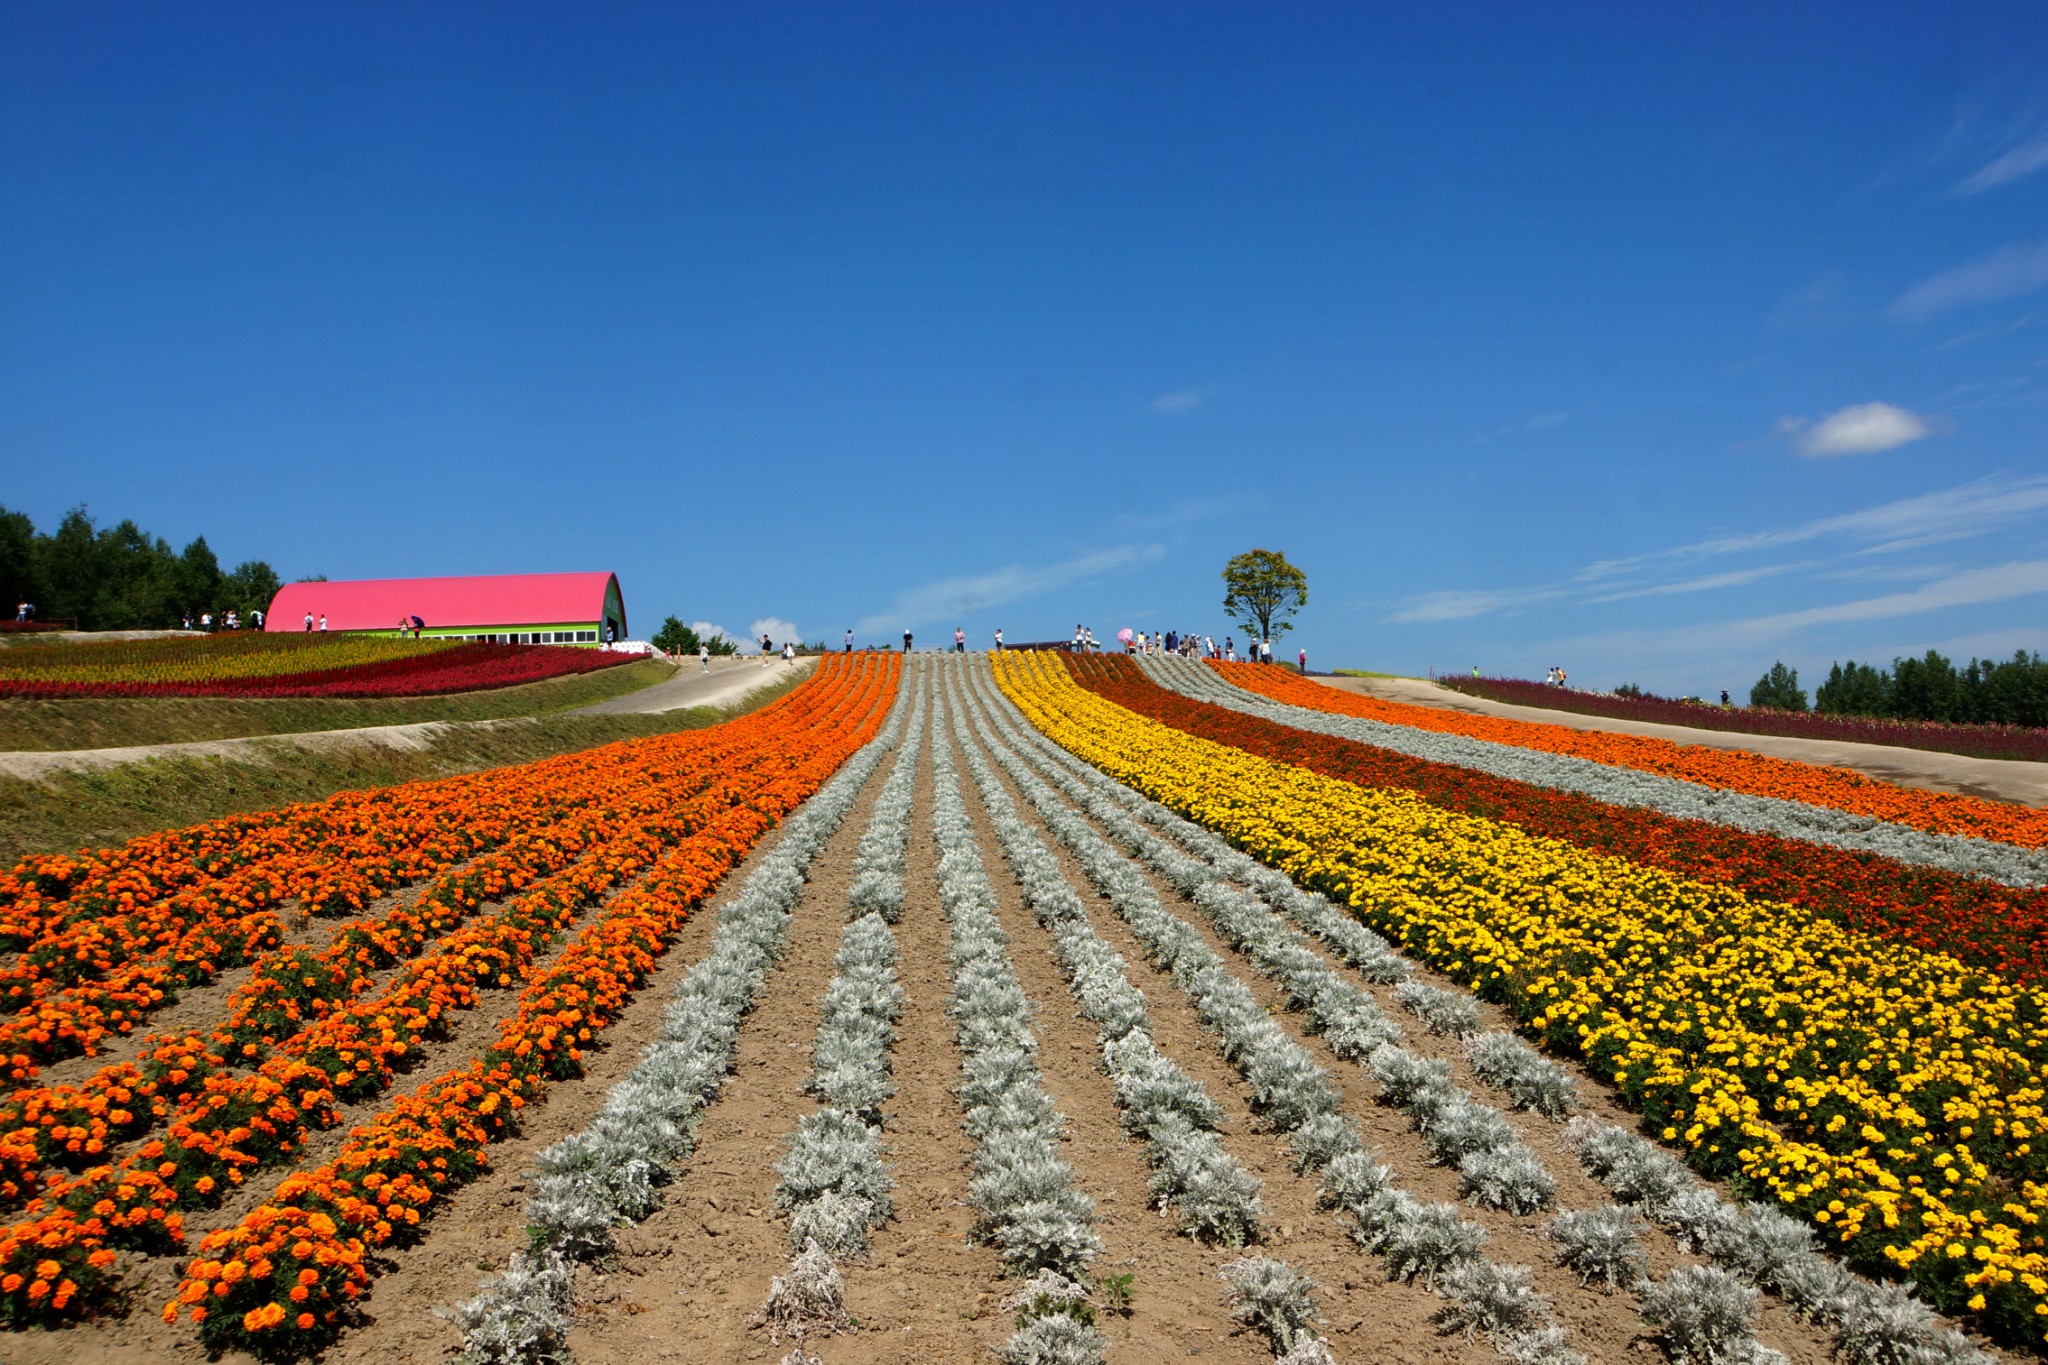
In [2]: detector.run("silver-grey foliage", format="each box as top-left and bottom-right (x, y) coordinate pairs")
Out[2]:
(1547, 1206), (1649, 1292)
(955, 660), (1579, 1365)
(1458, 1145), (1557, 1214)
(930, 685), (1104, 1280)
(439, 1252), (574, 1365)
(1640, 1265), (1774, 1365)
(1219, 1255), (1327, 1355)
(942, 666), (1267, 1247)
(1464, 1032), (1578, 1118)
(449, 666), (915, 1362)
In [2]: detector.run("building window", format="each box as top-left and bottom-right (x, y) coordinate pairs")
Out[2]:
(553, 631), (574, 643)
(576, 630), (597, 642)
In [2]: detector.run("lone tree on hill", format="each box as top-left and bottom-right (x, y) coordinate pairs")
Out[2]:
(1749, 660), (1809, 712)
(1221, 548), (1308, 644)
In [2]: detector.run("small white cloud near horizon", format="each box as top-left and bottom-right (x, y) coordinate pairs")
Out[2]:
(1894, 237), (2048, 317)
(1150, 387), (1206, 415)
(1956, 135), (2048, 194)
(691, 620), (736, 645)
(1783, 401), (1941, 456)
(750, 617), (800, 649)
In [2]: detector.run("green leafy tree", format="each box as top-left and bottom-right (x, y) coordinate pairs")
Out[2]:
(1748, 660), (1808, 712)
(223, 560), (283, 620)
(1221, 548), (1309, 644)
(652, 615), (702, 654)
(0, 506), (37, 614)
(1815, 660), (1892, 717)
(1891, 649), (1961, 722)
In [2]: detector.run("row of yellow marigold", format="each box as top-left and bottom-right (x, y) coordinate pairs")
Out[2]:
(994, 650), (2048, 1347)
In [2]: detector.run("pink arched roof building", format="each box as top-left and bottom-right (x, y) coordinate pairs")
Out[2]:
(265, 572), (626, 645)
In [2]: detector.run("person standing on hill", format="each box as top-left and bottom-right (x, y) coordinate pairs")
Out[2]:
(844, 628), (853, 653)
(303, 610), (314, 632)
(1298, 647), (1307, 673)
(700, 642), (711, 674)
(902, 629), (913, 653)
(318, 614), (327, 631)
(954, 627), (965, 653)
(993, 627), (1004, 651)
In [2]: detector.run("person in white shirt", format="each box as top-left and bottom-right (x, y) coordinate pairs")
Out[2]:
(700, 642), (710, 674)
(844, 629), (853, 653)
(318, 614), (327, 631)
(993, 627), (1004, 652)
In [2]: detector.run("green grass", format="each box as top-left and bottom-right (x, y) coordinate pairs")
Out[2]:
(0, 657), (676, 751)
(0, 668), (806, 866)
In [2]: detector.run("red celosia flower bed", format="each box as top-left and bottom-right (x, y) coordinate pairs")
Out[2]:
(1066, 653), (2048, 983)
(1441, 674), (2048, 763)
(0, 641), (634, 699)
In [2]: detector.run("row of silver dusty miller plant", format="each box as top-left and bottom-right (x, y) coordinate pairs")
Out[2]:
(947, 662), (1348, 1365)
(973, 664), (2001, 1365)
(939, 662), (1268, 1251)
(926, 682), (1112, 1365)
(754, 673), (932, 1358)
(1137, 653), (2046, 888)
(1555, 1119), (1990, 1365)
(439, 673), (914, 1365)
(959, 663), (1585, 1365)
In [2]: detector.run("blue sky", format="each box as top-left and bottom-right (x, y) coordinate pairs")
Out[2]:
(4, 3), (2047, 693)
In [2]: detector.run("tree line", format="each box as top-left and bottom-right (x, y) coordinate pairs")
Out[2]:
(1750, 650), (2048, 727)
(0, 504), (288, 630)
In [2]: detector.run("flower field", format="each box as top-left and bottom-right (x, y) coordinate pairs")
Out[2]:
(1066, 653), (2048, 983)
(1440, 675), (2048, 764)
(1211, 660), (2048, 849)
(0, 653), (2019, 1365)
(0, 632), (634, 698)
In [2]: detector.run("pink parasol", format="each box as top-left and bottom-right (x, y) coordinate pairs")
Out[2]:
(1117, 627), (1134, 643)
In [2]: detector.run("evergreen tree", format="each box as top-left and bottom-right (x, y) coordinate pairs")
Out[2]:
(1749, 660), (1808, 712)
(652, 615), (702, 655)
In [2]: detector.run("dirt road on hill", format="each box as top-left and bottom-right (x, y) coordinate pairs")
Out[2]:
(573, 654), (815, 715)
(1315, 674), (2048, 807)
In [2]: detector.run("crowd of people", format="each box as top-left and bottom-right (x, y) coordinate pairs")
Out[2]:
(1123, 627), (1298, 667)
(179, 607), (266, 632)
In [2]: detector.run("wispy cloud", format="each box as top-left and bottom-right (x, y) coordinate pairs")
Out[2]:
(1150, 387), (1207, 415)
(1580, 472), (2048, 579)
(1583, 562), (1808, 604)
(1778, 401), (1942, 456)
(1739, 560), (2048, 632)
(1942, 313), (2034, 348)
(853, 544), (1164, 635)
(1390, 586), (1569, 624)
(1894, 237), (2048, 318)
(1956, 135), (2048, 193)
(1393, 473), (2048, 626)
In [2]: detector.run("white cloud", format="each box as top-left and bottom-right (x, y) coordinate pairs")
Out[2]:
(1736, 559), (2048, 632)
(1388, 473), (2048, 627)
(1956, 136), (2048, 194)
(1583, 562), (1808, 604)
(854, 544), (1164, 636)
(1151, 387), (1206, 415)
(750, 617), (800, 650)
(1389, 586), (1569, 624)
(1788, 401), (1937, 456)
(1894, 238), (2048, 317)
(691, 620), (737, 645)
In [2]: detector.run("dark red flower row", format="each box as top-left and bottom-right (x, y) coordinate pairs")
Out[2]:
(1064, 654), (2048, 984)
(0, 644), (633, 700)
(1441, 674), (2048, 763)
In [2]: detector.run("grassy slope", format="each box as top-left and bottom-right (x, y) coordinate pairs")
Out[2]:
(0, 669), (806, 866)
(0, 657), (675, 751)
